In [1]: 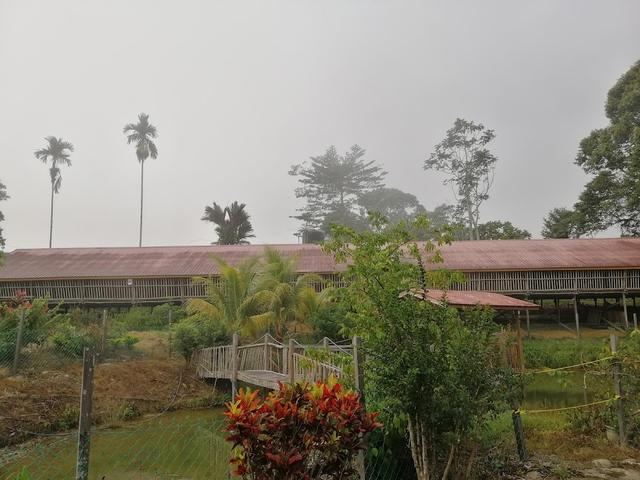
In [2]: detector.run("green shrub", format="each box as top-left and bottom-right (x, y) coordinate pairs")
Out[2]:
(107, 333), (139, 350)
(115, 304), (185, 331)
(524, 337), (606, 369)
(50, 319), (101, 357)
(170, 314), (229, 361)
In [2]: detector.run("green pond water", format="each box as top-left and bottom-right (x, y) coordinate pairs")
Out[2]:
(0, 409), (231, 480)
(523, 371), (611, 410)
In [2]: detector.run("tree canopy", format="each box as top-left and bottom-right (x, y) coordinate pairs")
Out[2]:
(202, 201), (255, 245)
(572, 60), (640, 236)
(424, 118), (498, 240)
(541, 207), (579, 238)
(357, 187), (427, 225)
(478, 220), (531, 240)
(289, 145), (386, 233)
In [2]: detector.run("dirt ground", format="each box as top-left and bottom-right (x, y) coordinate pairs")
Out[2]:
(0, 352), (218, 447)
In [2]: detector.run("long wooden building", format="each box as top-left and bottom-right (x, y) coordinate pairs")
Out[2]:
(1, 238), (639, 311)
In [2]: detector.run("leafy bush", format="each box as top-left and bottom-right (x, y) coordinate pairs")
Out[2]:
(0, 298), (60, 362)
(225, 380), (380, 479)
(524, 337), (606, 369)
(50, 319), (101, 357)
(114, 304), (184, 331)
(308, 303), (349, 341)
(170, 314), (229, 361)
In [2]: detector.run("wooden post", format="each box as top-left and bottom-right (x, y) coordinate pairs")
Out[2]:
(634, 312), (638, 331)
(11, 308), (26, 376)
(525, 309), (531, 339)
(263, 334), (269, 371)
(353, 336), (366, 479)
(167, 309), (173, 358)
(573, 296), (581, 339)
(323, 337), (329, 351)
(515, 311), (524, 371)
(100, 309), (108, 354)
(622, 292), (629, 330)
(288, 339), (295, 384)
(610, 334), (626, 446)
(76, 347), (96, 480)
(512, 409), (527, 461)
(231, 333), (239, 399)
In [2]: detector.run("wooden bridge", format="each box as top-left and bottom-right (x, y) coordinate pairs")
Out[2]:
(194, 334), (357, 392)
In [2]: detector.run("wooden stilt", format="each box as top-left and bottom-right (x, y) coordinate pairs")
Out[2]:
(622, 292), (629, 330)
(574, 296), (581, 339)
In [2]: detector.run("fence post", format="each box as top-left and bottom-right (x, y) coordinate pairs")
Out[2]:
(76, 347), (96, 480)
(288, 339), (295, 384)
(512, 409), (527, 461)
(231, 333), (239, 399)
(168, 309), (173, 358)
(100, 309), (108, 355)
(353, 336), (366, 480)
(264, 334), (269, 370)
(11, 308), (26, 376)
(610, 334), (626, 446)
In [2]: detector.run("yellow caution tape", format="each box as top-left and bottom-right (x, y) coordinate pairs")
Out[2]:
(515, 396), (621, 415)
(527, 356), (615, 375)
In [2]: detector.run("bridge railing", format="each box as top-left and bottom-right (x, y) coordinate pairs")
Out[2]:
(292, 352), (343, 383)
(195, 344), (234, 378)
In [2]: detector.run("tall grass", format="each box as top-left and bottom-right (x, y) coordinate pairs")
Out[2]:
(524, 337), (608, 369)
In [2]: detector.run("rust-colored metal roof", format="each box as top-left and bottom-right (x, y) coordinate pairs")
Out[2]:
(0, 238), (639, 281)
(436, 238), (640, 271)
(0, 244), (338, 280)
(400, 288), (539, 310)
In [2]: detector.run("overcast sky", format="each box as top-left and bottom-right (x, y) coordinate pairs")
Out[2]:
(1, 0), (639, 251)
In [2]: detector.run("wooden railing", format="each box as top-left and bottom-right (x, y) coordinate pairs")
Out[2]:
(195, 335), (352, 389)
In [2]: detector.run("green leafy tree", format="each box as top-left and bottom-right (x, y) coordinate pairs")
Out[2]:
(541, 207), (579, 238)
(478, 220), (531, 240)
(289, 145), (386, 234)
(202, 201), (255, 245)
(357, 187), (427, 225)
(571, 60), (640, 236)
(0, 180), (8, 252)
(424, 119), (498, 241)
(34, 137), (74, 248)
(123, 113), (158, 247)
(323, 215), (515, 480)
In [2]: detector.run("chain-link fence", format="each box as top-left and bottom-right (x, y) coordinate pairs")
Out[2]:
(0, 305), (413, 480)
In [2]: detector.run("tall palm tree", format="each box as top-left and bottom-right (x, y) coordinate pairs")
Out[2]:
(202, 201), (255, 245)
(123, 113), (158, 247)
(34, 137), (74, 248)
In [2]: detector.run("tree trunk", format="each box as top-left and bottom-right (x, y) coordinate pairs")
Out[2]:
(467, 202), (473, 241)
(408, 414), (430, 480)
(139, 160), (144, 247)
(49, 181), (55, 248)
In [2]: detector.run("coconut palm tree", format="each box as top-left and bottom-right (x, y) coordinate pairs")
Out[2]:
(186, 257), (266, 338)
(202, 201), (255, 245)
(34, 137), (74, 248)
(251, 248), (326, 340)
(123, 113), (158, 247)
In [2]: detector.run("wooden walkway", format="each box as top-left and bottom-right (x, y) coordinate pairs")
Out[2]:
(194, 334), (353, 390)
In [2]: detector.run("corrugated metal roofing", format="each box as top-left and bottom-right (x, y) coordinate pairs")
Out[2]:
(0, 238), (639, 281)
(401, 288), (539, 310)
